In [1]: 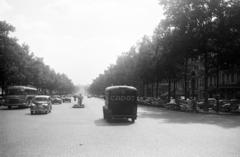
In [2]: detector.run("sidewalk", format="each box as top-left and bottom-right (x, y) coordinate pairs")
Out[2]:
(138, 101), (240, 116)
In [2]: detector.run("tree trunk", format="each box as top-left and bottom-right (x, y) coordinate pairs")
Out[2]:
(142, 81), (145, 97)
(152, 82), (154, 97)
(143, 81), (147, 97)
(204, 51), (209, 109)
(173, 79), (176, 99)
(184, 57), (188, 100)
(1, 80), (4, 96)
(216, 60), (220, 112)
(168, 79), (171, 101)
(156, 81), (159, 98)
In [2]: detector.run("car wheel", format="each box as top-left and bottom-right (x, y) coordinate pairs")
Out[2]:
(8, 106), (12, 109)
(108, 117), (113, 122)
(131, 118), (135, 123)
(103, 111), (106, 119)
(31, 111), (34, 115)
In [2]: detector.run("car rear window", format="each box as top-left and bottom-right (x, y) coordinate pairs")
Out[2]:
(34, 97), (48, 101)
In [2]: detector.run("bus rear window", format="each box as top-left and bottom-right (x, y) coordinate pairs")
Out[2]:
(34, 97), (48, 101)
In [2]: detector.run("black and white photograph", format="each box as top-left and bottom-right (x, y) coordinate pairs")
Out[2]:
(0, 0), (240, 157)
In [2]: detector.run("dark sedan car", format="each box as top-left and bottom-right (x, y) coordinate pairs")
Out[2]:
(62, 97), (71, 103)
(51, 96), (62, 104)
(30, 95), (52, 114)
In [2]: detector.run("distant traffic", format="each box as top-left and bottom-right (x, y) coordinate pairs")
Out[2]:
(1, 85), (83, 115)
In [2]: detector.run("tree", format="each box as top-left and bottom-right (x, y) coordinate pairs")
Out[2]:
(0, 21), (76, 95)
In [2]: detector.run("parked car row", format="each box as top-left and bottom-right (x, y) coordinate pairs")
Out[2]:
(138, 97), (240, 113)
(197, 98), (240, 112)
(137, 97), (166, 107)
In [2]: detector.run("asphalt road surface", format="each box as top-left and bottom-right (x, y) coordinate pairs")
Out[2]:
(1, 97), (240, 157)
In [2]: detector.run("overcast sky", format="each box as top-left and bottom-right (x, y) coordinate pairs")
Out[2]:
(1, 0), (164, 85)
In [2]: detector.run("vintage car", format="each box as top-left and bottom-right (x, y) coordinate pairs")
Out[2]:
(30, 95), (52, 114)
(51, 96), (62, 104)
(208, 98), (217, 107)
(229, 99), (240, 112)
(210, 99), (240, 112)
(103, 85), (138, 123)
(197, 98), (216, 110)
(165, 98), (181, 110)
(62, 96), (72, 103)
(212, 99), (231, 112)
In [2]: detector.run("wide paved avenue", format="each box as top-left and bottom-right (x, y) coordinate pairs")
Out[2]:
(1, 97), (240, 157)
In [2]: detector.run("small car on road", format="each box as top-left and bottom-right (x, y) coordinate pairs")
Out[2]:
(51, 96), (62, 104)
(62, 96), (72, 103)
(30, 95), (52, 114)
(103, 86), (138, 123)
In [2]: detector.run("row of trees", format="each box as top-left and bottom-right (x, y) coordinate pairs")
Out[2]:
(89, 0), (240, 101)
(0, 21), (75, 95)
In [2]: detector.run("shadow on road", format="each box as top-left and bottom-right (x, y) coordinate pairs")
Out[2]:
(94, 118), (133, 127)
(25, 113), (49, 116)
(0, 106), (28, 110)
(138, 106), (240, 129)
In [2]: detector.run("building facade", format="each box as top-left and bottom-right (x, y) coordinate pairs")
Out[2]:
(142, 57), (240, 99)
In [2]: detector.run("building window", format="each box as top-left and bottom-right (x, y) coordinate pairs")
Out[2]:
(222, 73), (225, 85)
(225, 74), (228, 84)
(201, 79), (203, 87)
(229, 74), (231, 84)
(211, 77), (214, 86)
(196, 79), (198, 88)
(219, 71), (222, 84)
(235, 73), (238, 83)
(231, 73), (234, 83)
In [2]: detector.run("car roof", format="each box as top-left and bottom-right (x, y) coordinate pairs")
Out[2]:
(208, 98), (216, 100)
(34, 95), (50, 98)
(8, 86), (37, 90)
(230, 99), (239, 101)
(105, 85), (137, 92)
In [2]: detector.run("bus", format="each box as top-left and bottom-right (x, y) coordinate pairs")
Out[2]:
(4, 86), (38, 109)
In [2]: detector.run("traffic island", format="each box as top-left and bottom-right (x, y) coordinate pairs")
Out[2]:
(72, 104), (85, 108)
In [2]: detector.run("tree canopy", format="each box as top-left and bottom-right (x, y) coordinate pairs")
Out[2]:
(0, 21), (75, 94)
(89, 0), (240, 98)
